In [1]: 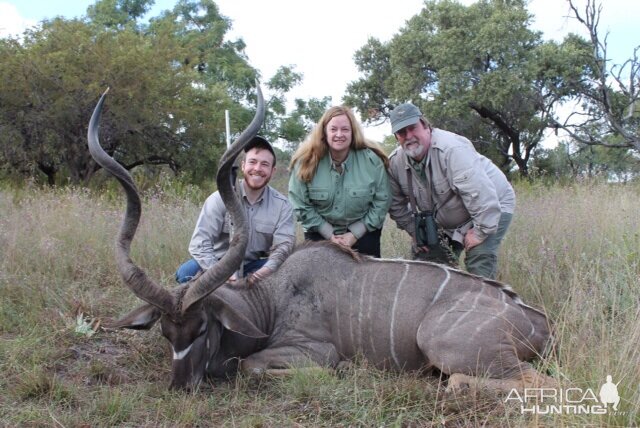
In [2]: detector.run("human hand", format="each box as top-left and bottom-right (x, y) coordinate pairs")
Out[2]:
(464, 228), (484, 251)
(330, 234), (344, 246)
(414, 245), (430, 253)
(227, 273), (238, 283)
(247, 266), (273, 286)
(333, 232), (357, 247)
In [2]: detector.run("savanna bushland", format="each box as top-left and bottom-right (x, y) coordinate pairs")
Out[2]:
(1, 176), (638, 427)
(1, 0), (639, 425)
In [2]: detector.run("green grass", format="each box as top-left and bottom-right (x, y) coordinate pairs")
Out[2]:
(1, 180), (639, 426)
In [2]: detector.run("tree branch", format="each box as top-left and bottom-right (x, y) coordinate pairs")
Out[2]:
(565, 0), (640, 152)
(124, 156), (180, 174)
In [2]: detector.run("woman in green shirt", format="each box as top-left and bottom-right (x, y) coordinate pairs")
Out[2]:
(288, 106), (391, 257)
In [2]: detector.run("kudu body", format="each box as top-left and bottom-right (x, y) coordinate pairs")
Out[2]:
(89, 87), (554, 392)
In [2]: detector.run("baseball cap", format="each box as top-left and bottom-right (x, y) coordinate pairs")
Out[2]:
(244, 135), (276, 166)
(390, 103), (423, 134)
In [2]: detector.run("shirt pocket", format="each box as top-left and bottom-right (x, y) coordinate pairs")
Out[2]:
(346, 186), (374, 216)
(253, 220), (275, 251)
(452, 168), (478, 199)
(308, 187), (331, 210)
(432, 177), (455, 208)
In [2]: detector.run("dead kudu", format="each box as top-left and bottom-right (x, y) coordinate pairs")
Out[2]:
(88, 87), (555, 392)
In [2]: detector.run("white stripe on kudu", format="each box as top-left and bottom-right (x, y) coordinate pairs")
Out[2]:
(390, 263), (410, 369)
(348, 278), (356, 351)
(429, 266), (451, 308)
(469, 301), (509, 340)
(335, 290), (344, 352)
(173, 343), (193, 360)
(357, 273), (366, 351)
(367, 270), (378, 359)
(447, 290), (480, 331)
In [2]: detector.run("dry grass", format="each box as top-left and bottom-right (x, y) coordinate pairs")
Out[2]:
(1, 180), (638, 426)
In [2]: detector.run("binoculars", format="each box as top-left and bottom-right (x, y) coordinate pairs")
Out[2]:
(414, 210), (439, 248)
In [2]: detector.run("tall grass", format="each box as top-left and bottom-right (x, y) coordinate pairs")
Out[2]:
(1, 181), (638, 426)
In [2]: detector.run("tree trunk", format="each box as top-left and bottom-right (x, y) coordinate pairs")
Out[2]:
(469, 102), (530, 177)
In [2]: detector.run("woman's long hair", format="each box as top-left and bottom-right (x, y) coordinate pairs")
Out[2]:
(289, 106), (389, 182)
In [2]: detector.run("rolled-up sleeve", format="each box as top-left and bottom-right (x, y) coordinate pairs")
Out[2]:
(448, 147), (501, 238)
(388, 166), (415, 236)
(264, 200), (296, 271)
(350, 156), (391, 237)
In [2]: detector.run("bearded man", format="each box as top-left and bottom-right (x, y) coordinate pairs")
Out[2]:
(176, 136), (295, 285)
(387, 103), (515, 279)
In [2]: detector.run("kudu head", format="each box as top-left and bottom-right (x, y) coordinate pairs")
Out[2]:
(87, 86), (267, 389)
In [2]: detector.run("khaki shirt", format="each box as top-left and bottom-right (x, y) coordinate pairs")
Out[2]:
(388, 128), (515, 241)
(188, 182), (295, 274)
(288, 148), (391, 239)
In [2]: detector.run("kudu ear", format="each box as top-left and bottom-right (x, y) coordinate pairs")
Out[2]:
(212, 296), (268, 339)
(105, 304), (162, 330)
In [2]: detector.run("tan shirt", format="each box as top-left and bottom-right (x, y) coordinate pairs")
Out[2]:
(388, 128), (515, 241)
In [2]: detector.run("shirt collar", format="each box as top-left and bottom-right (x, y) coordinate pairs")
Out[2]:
(240, 180), (267, 204)
(406, 151), (427, 170)
(330, 150), (352, 172)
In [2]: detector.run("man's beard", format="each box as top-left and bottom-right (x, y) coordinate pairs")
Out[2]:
(244, 174), (269, 190)
(403, 141), (425, 159)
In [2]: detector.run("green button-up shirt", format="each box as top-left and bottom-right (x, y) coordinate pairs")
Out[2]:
(288, 149), (391, 239)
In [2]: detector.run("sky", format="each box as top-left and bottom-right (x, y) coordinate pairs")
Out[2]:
(1, 0), (638, 140)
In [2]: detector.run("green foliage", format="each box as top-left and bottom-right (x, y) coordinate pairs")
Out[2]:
(345, 37), (394, 121)
(87, 0), (154, 29)
(14, 368), (75, 407)
(276, 96), (331, 152)
(0, 0), (311, 186)
(532, 141), (640, 182)
(345, 0), (594, 176)
(379, 134), (399, 156)
(254, 65), (331, 151)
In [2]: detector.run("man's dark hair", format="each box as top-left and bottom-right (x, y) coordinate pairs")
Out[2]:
(244, 135), (276, 166)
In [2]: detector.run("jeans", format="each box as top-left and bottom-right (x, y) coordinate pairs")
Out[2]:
(175, 258), (268, 284)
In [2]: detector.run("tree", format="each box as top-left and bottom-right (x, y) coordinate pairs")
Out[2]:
(344, 0), (594, 176)
(86, 0), (155, 29)
(552, 0), (639, 154)
(0, 0), (309, 185)
(532, 141), (640, 182)
(260, 65), (329, 151)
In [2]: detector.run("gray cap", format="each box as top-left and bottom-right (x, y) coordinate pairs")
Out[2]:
(390, 103), (422, 134)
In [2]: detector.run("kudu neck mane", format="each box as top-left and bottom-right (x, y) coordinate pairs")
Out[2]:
(293, 240), (363, 262)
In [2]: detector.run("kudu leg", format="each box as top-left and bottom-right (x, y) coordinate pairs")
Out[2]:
(446, 365), (557, 393)
(250, 367), (330, 378)
(416, 299), (553, 394)
(240, 342), (340, 376)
